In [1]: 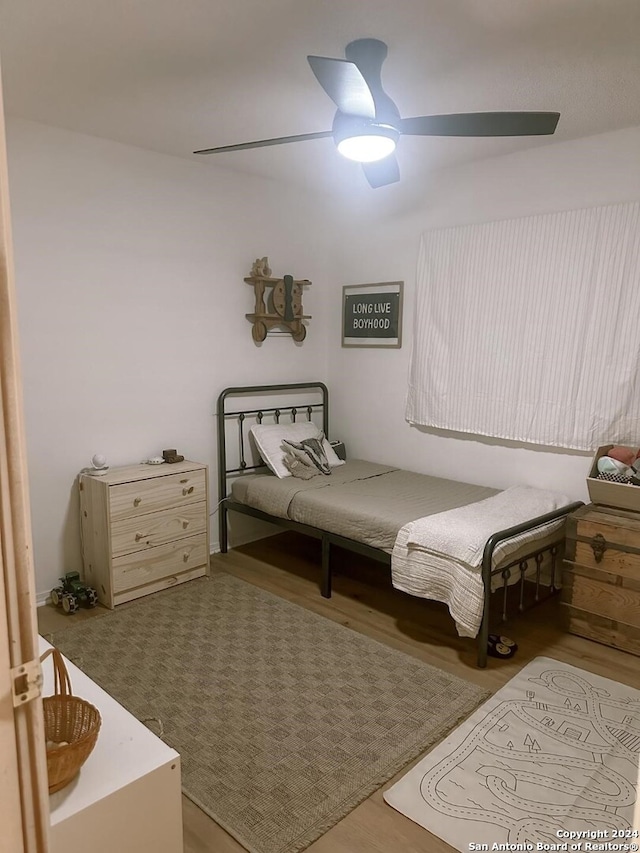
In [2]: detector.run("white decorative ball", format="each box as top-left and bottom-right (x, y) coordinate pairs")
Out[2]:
(91, 453), (107, 469)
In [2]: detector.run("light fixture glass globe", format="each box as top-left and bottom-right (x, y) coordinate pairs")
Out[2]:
(337, 134), (397, 163)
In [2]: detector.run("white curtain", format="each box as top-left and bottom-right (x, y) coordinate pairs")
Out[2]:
(406, 201), (640, 451)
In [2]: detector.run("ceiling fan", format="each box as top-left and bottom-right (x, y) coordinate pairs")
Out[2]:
(194, 38), (560, 188)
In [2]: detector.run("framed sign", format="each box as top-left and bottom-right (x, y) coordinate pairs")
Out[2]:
(342, 281), (403, 348)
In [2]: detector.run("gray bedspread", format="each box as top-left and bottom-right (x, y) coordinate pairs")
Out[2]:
(231, 460), (498, 552)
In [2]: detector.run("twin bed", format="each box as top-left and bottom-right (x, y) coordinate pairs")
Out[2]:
(217, 382), (583, 667)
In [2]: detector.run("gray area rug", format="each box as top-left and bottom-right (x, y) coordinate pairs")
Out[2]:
(50, 573), (489, 853)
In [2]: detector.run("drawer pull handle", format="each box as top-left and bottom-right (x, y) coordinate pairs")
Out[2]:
(135, 532), (146, 542)
(181, 519), (190, 529)
(133, 497), (142, 507)
(590, 533), (608, 563)
(183, 552), (190, 563)
(182, 486), (194, 496)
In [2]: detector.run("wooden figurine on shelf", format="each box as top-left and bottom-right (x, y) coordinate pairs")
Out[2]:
(250, 256), (272, 278)
(244, 262), (311, 342)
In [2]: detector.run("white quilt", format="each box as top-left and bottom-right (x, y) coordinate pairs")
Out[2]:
(391, 486), (572, 638)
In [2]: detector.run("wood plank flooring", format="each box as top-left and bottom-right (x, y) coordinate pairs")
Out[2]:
(38, 531), (640, 853)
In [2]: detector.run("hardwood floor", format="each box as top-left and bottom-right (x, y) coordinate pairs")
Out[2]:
(38, 531), (640, 853)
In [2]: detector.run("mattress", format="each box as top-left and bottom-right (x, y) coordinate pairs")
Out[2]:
(231, 459), (567, 638)
(231, 459), (499, 552)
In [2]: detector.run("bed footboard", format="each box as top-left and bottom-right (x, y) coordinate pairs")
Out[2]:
(476, 501), (583, 667)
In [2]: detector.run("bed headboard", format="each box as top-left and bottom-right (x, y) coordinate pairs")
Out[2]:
(216, 381), (329, 505)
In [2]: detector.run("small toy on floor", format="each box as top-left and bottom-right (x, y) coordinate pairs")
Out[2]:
(50, 571), (98, 614)
(487, 634), (518, 659)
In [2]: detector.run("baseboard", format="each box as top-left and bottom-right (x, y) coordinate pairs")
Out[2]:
(36, 590), (50, 608)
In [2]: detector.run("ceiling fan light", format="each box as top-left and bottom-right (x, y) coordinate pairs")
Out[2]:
(337, 134), (397, 163)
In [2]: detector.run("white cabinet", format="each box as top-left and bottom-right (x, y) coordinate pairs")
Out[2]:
(41, 637), (184, 853)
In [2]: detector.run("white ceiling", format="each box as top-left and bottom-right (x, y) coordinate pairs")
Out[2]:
(1, 0), (639, 203)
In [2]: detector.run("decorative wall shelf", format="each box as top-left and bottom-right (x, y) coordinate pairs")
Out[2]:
(244, 265), (311, 342)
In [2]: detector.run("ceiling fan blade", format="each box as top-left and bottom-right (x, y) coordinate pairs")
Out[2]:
(307, 55), (376, 118)
(362, 155), (400, 189)
(400, 112), (560, 137)
(343, 39), (400, 125)
(193, 130), (333, 155)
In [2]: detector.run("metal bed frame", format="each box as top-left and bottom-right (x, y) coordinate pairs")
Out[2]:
(217, 382), (583, 667)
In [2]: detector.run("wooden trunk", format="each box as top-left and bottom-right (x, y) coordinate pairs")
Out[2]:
(562, 503), (640, 656)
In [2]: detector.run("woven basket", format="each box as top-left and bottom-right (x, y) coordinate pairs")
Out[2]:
(41, 647), (102, 793)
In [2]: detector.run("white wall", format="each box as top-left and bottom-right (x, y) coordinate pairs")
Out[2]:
(6, 118), (343, 600)
(9, 118), (640, 602)
(327, 125), (640, 500)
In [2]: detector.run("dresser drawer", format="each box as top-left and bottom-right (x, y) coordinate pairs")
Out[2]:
(112, 533), (208, 596)
(109, 469), (206, 521)
(110, 501), (207, 557)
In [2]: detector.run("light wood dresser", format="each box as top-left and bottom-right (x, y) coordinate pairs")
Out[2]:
(79, 460), (209, 608)
(562, 502), (640, 656)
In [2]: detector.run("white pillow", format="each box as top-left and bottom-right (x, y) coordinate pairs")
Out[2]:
(250, 422), (345, 478)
